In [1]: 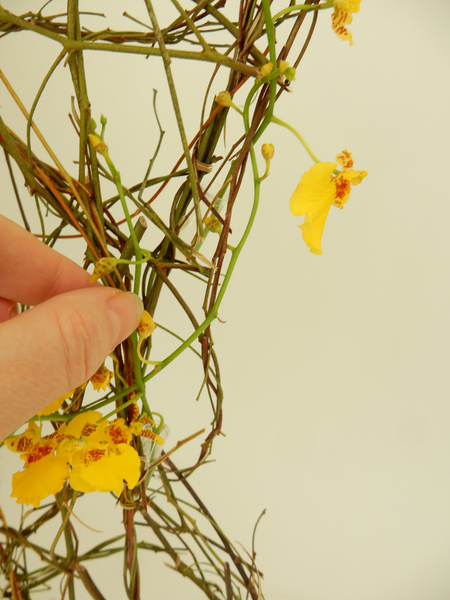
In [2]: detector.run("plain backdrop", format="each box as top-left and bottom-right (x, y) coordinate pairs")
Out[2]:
(1, 1), (450, 599)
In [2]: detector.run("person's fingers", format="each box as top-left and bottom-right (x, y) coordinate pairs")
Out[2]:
(0, 214), (93, 306)
(0, 286), (143, 442)
(0, 297), (19, 323)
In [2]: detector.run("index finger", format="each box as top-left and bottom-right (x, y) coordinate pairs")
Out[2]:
(0, 214), (94, 306)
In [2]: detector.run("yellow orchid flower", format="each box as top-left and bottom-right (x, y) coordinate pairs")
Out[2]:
(69, 442), (140, 495)
(60, 412), (141, 495)
(7, 407), (165, 506)
(11, 454), (71, 508)
(331, 0), (361, 45)
(8, 412), (139, 506)
(7, 423), (70, 508)
(289, 150), (367, 255)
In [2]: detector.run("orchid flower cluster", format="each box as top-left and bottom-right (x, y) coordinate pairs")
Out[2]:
(5, 309), (162, 509)
(6, 371), (163, 508)
(5, 408), (162, 508)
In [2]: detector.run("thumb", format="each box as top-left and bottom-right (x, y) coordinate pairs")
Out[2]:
(0, 287), (143, 441)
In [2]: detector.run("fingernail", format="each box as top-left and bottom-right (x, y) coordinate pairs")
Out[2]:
(106, 292), (144, 347)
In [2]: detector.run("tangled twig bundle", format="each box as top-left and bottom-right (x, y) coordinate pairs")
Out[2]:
(0, 1), (363, 598)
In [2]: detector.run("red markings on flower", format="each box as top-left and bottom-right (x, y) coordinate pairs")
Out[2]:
(138, 415), (164, 445)
(140, 429), (163, 444)
(80, 423), (98, 437)
(84, 447), (107, 464)
(109, 422), (128, 445)
(9, 437), (32, 453)
(129, 402), (140, 423)
(336, 149), (354, 169)
(139, 415), (155, 427)
(90, 364), (113, 391)
(333, 175), (351, 208)
(26, 444), (53, 465)
(331, 7), (354, 45)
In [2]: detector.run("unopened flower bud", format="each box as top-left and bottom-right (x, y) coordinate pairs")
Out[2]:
(204, 216), (222, 234)
(279, 61), (296, 81)
(90, 256), (117, 283)
(259, 62), (273, 78)
(215, 91), (232, 107)
(88, 133), (109, 156)
(136, 310), (159, 366)
(261, 143), (275, 161)
(138, 310), (156, 340)
(284, 67), (296, 81)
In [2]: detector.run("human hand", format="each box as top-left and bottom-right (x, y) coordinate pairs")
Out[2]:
(0, 215), (143, 443)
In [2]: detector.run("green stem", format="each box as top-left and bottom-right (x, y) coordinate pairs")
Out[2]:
(143, 154), (261, 384)
(0, 8), (260, 77)
(144, 0), (203, 241)
(26, 48), (67, 167)
(97, 392), (144, 423)
(257, 160), (271, 182)
(100, 150), (151, 415)
(252, 0), (277, 144)
(103, 155), (142, 293)
(115, 249), (151, 266)
(271, 114), (321, 163)
(273, 1), (334, 22)
(170, 0), (211, 52)
(194, 160), (234, 252)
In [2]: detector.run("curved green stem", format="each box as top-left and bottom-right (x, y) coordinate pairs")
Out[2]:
(116, 249), (151, 266)
(273, 1), (333, 22)
(143, 156), (261, 385)
(271, 114), (321, 163)
(99, 146), (151, 415)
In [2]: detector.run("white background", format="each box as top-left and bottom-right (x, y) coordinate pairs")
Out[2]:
(1, 1), (450, 599)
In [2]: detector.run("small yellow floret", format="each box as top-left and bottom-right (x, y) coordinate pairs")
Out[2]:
(259, 62), (273, 78)
(204, 217), (223, 234)
(279, 61), (296, 81)
(215, 91), (232, 107)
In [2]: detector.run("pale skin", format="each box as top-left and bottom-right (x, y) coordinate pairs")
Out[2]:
(0, 215), (143, 443)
